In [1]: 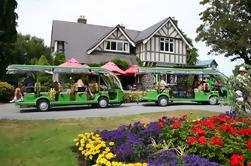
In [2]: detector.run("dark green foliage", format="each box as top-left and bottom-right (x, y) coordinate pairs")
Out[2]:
(37, 55), (49, 65)
(89, 64), (101, 67)
(53, 52), (66, 65)
(111, 58), (129, 70)
(180, 31), (198, 66)
(196, 0), (251, 64)
(0, 34), (51, 82)
(187, 48), (199, 66)
(136, 57), (143, 67)
(0, 0), (18, 43)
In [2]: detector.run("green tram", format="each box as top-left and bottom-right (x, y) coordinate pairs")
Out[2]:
(7, 65), (124, 111)
(139, 67), (228, 106)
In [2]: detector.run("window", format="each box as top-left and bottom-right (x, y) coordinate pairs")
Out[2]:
(160, 38), (174, 53)
(104, 40), (130, 53)
(57, 41), (64, 53)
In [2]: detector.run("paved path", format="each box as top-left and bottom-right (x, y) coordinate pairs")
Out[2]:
(0, 102), (231, 120)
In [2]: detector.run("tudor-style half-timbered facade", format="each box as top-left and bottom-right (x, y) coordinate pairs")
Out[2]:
(135, 18), (192, 67)
(51, 17), (193, 66)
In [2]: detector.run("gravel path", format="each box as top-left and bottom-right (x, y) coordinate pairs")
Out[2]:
(0, 102), (231, 120)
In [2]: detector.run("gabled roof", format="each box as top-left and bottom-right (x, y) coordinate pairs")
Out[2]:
(87, 25), (136, 54)
(51, 20), (139, 62)
(134, 18), (167, 42)
(135, 17), (192, 49)
(51, 18), (193, 64)
(196, 59), (218, 66)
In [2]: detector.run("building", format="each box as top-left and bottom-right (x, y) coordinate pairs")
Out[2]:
(50, 16), (192, 66)
(196, 59), (218, 68)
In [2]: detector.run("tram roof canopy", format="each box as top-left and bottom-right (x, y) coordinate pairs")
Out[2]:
(6, 64), (111, 74)
(138, 67), (226, 77)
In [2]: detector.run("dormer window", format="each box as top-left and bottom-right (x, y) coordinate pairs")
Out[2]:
(104, 40), (130, 53)
(160, 38), (174, 53)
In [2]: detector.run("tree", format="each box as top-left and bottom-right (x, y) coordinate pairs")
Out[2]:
(0, 0), (18, 43)
(187, 48), (199, 66)
(0, 34), (52, 82)
(182, 31), (199, 66)
(196, 0), (251, 64)
(37, 55), (49, 65)
(53, 52), (66, 65)
(111, 58), (129, 70)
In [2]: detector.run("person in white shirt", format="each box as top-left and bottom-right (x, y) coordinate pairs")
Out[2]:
(159, 76), (169, 91)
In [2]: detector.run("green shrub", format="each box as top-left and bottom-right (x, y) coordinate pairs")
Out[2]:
(124, 91), (147, 103)
(0, 82), (14, 101)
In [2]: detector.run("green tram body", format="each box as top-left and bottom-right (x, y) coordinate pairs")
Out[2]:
(139, 67), (228, 106)
(7, 65), (124, 111)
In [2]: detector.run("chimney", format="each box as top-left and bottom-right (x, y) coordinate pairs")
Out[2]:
(77, 15), (87, 24)
(171, 17), (178, 26)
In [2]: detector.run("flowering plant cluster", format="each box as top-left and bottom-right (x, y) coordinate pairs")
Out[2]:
(74, 132), (147, 166)
(74, 112), (250, 166)
(161, 112), (251, 165)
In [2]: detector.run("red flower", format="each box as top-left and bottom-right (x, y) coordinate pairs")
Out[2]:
(182, 114), (187, 119)
(160, 117), (167, 122)
(210, 137), (223, 147)
(236, 128), (251, 136)
(219, 125), (236, 134)
(157, 122), (164, 128)
(190, 126), (205, 136)
(230, 154), (245, 166)
(198, 136), (206, 144)
(200, 120), (215, 131)
(247, 140), (251, 149)
(187, 137), (197, 145)
(173, 122), (182, 129)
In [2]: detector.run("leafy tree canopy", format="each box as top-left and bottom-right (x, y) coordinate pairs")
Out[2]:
(53, 52), (66, 65)
(0, 34), (52, 82)
(111, 58), (129, 70)
(196, 0), (251, 64)
(0, 0), (18, 43)
(37, 55), (49, 65)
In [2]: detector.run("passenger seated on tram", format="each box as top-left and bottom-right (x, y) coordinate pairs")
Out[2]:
(160, 76), (170, 92)
(192, 75), (200, 89)
(88, 78), (98, 98)
(203, 78), (210, 92)
(75, 79), (86, 92)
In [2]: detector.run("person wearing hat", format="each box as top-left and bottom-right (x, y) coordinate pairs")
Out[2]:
(236, 66), (248, 86)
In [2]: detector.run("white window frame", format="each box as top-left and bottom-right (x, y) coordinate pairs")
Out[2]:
(104, 39), (130, 53)
(160, 37), (174, 53)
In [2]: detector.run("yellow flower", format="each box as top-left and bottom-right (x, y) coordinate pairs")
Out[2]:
(106, 152), (114, 159)
(109, 142), (115, 146)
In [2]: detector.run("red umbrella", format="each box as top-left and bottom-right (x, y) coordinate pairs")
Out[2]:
(101, 62), (125, 75)
(59, 58), (89, 67)
(125, 65), (143, 76)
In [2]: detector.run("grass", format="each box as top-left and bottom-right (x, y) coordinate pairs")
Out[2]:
(0, 110), (220, 166)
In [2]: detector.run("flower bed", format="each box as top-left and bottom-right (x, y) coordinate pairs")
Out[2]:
(74, 112), (251, 166)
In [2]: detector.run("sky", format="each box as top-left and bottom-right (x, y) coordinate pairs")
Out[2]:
(16, 0), (243, 76)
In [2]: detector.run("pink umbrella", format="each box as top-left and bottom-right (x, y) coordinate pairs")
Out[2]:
(59, 58), (89, 67)
(101, 62), (125, 75)
(125, 64), (142, 76)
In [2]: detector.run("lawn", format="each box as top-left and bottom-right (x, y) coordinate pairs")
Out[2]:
(0, 110), (220, 166)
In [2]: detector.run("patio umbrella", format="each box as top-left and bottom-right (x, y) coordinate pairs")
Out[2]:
(59, 58), (89, 67)
(101, 62), (125, 75)
(124, 64), (143, 76)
